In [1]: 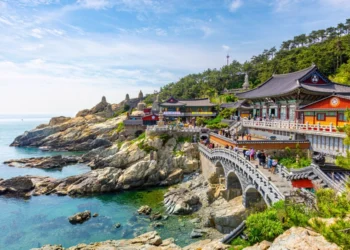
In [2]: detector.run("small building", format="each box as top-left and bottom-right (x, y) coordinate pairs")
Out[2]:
(142, 114), (159, 126)
(159, 97), (217, 122)
(220, 100), (253, 118)
(299, 95), (350, 126)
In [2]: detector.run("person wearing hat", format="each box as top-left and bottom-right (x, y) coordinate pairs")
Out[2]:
(242, 146), (247, 158)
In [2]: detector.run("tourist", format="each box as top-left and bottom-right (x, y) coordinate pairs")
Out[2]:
(234, 145), (239, 152)
(256, 150), (261, 164)
(271, 159), (278, 174)
(245, 149), (251, 161)
(267, 155), (273, 170)
(241, 133), (244, 140)
(242, 146), (247, 157)
(225, 144), (229, 149)
(250, 148), (255, 160)
(260, 150), (266, 167)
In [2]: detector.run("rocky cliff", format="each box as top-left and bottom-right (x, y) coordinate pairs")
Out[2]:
(1, 134), (200, 197)
(10, 97), (131, 151)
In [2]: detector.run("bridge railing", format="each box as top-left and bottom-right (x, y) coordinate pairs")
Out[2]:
(199, 144), (286, 203)
(242, 120), (344, 136)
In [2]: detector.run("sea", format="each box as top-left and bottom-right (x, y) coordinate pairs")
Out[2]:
(0, 116), (196, 250)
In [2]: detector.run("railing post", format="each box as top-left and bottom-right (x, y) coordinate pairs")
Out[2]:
(287, 120), (290, 129)
(317, 122), (320, 131)
(330, 123), (333, 133)
(306, 121), (309, 130)
(279, 120), (281, 128)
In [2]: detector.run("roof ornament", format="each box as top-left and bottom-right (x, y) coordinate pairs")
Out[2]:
(311, 62), (316, 67)
(242, 73), (249, 90)
(296, 80), (301, 86)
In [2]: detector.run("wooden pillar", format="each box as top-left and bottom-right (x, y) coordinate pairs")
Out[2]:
(286, 104), (289, 120)
(336, 111), (338, 127)
(260, 103), (263, 118)
(277, 104), (281, 119)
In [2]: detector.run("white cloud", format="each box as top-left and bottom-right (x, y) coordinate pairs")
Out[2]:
(200, 26), (214, 38)
(222, 45), (230, 51)
(272, 0), (300, 12)
(76, 0), (110, 9)
(229, 0), (243, 12)
(320, 0), (350, 9)
(31, 28), (43, 38)
(0, 17), (13, 26)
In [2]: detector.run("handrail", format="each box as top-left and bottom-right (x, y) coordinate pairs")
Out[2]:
(242, 120), (345, 137)
(221, 220), (246, 243)
(210, 132), (310, 144)
(198, 144), (286, 202)
(146, 125), (201, 132)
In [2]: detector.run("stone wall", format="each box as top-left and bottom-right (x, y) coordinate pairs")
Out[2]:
(200, 153), (217, 181)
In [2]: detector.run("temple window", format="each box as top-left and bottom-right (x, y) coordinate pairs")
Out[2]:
(338, 113), (346, 122)
(316, 113), (326, 121)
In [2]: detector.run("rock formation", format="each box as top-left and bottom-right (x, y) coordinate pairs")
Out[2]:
(68, 210), (91, 224)
(32, 231), (229, 250)
(244, 227), (341, 250)
(2, 135), (201, 197)
(4, 155), (81, 169)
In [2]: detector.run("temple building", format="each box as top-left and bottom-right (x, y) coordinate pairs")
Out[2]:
(236, 65), (350, 122)
(159, 97), (216, 122)
(220, 100), (252, 118)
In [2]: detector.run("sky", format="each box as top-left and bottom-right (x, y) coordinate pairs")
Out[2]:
(0, 0), (349, 116)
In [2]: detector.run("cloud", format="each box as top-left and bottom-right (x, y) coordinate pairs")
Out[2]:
(200, 26), (214, 38)
(76, 0), (110, 9)
(229, 0), (243, 12)
(0, 17), (13, 26)
(222, 45), (230, 51)
(320, 0), (350, 9)
(271, 0), (300, 12)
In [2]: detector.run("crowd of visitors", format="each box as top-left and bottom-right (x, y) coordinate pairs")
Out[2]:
(202, 139), (278, 174)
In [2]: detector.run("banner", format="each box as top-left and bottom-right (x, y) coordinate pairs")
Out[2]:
(191, 112), (213, 115)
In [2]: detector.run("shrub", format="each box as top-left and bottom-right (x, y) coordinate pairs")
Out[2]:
(206, 122), (229, 129)
(219, 108), (236, 119)
(316, 189), (350, 218)
(177, 136), (191, 143)
(138, 141), (157, 153)
(245, 209), (284, 244)
(116, 122), (125, 133)
(159, 134), (172, 145)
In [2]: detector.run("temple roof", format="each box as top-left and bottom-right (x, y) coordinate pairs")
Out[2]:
(236, 65), (350, 99)
(220, 100), (252, 109)
(160, 97), (216, 107)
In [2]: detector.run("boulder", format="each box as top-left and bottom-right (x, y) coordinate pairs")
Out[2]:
(137, 205), (152, 215)
(68, 210), (91, 224)
(4, 155), (81, 169)
(49, 116), (71, 126)
(243, 240), (271, 250)
(164, 188), (201, 215)
(268, 227), (340, 250)
(0, 176), (34, 196)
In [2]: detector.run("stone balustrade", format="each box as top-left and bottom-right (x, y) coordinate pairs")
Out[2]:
(242, 120), (345, 138)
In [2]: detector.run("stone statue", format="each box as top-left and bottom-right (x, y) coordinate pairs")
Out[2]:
(125, 94), (130, 102)
(312, 152), (325, 166)
(102, 96), (107, 103)
(152, 94), (160, 112)
(243, 73), (249, 90)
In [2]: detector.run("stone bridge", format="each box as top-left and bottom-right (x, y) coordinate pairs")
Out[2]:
(199, 144), (293, 208)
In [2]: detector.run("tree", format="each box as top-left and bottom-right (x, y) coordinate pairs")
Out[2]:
(330, 61), (350, 84)
(335, 109), (350, 170)
(219, 108), (236, 119)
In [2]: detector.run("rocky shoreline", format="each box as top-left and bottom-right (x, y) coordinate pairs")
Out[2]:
(4, 155), (81, 169)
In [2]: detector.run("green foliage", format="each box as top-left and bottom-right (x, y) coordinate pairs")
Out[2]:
(278, 157), (311, 169)
(206, 122), (229, 129)
(117, 141), (124, 149)
(219, 108), (237, 119)
(174, 150), (185, 157)
(316, 189), (350, 218)
(196, 117), (206, 126)
(159, 134), (172, 146)
(114, 104), (130, 117)
(314, 219), (350, 249)
(177, 136), (191, 143)
(116, 122), (125, 133)
(137, 140), (157, 153)
(330, 60), (350, 84)
(205, 115), (222, 125)
(229, 237), (250, 250)
(245, 209), (284, 244)
(137, 132), (146, 140)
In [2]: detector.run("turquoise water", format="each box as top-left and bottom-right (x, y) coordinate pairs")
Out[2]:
(0, 118), (90, 179)
(0, 118), (197, 249)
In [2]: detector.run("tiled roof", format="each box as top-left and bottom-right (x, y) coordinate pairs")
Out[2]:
(160, 98), (216, 107)
(236, 65), (350, 99)
(221, 100), (252, 109)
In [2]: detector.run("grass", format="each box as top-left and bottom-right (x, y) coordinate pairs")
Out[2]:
(116, 122), (125, 133)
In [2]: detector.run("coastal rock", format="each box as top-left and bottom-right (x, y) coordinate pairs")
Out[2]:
(201, 196), (247, 234)
(138, 205), (152, 215)
(164, 188), (201, 215)
(243, 240), (271, 250)
(10, 98), (128, 151)
(259, 227), (341, 250)
(32, 231), (229, 250)
(68, 210), (91, 224)
(4, 155), (81, 169)
(0, 176), (34, 196)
